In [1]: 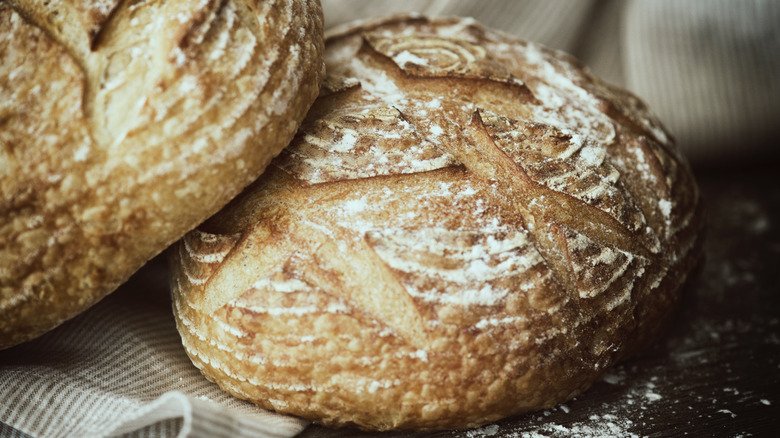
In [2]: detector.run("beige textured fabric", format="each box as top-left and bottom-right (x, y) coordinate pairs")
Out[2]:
(0, 258), (308, 438)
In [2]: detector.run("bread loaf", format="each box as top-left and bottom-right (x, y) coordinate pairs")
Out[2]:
(171, 15), (704, 430)
(0, 0), (324, 349)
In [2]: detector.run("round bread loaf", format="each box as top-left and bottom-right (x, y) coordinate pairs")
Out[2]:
(0, 0), (324, 349)
(171, 15), (704, 430)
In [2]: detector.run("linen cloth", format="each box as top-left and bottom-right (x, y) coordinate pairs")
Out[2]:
(2, 1), (778, 437)
(0, 257), (308, 438)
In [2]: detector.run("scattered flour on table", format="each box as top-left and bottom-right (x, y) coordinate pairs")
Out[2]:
(502, 414), (640, 438)
(461, 424), (500, 437)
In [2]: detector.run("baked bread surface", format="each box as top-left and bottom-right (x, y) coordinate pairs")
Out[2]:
(0, 0), (324, 349)
(171, 16), (704, 430)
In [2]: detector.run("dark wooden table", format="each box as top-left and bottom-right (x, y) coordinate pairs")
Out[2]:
(301, 165), (780, 438)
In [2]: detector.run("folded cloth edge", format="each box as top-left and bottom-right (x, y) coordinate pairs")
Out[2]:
(104, 391), (308, 438)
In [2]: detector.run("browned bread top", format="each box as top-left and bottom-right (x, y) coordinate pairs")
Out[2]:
(0, 0), (324, 349)
(171, 15), (704, 430)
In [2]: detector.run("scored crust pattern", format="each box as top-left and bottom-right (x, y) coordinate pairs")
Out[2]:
(0, 0), (324, 348)
(171, 16), (704, 430)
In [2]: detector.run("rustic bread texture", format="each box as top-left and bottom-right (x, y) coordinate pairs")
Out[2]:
(170, 16), (704, 430)
(0, 0), (324, 349)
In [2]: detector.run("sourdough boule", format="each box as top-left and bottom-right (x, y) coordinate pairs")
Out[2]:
(171, 15), (704, 430)
(0, 0), (324, 349)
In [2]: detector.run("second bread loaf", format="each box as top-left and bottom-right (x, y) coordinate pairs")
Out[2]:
(171, 15), (704, 431)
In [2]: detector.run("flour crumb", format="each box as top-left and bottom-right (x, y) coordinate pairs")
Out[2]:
(659, 199), (672, 217)
(602, 371), (624, 385)
(718, 409), (737, 418)
(464, 424), (499, 437)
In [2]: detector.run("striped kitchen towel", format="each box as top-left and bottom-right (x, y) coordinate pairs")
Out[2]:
(0, 257), (308, 438)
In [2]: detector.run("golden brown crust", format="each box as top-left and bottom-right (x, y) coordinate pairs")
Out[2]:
(171, 15), (704, 430)
(0, 0), (325, 349)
